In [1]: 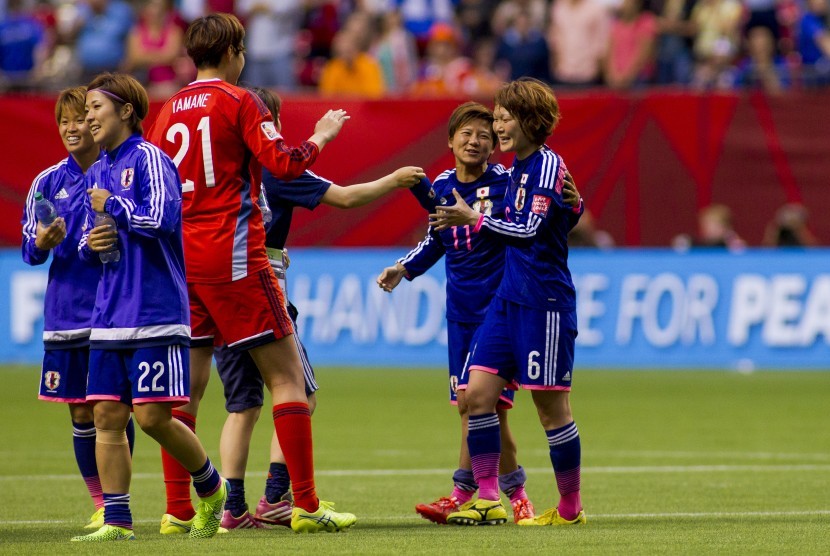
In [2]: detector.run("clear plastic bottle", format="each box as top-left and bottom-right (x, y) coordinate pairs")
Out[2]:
(258, 189), (272, 225)
(94, 212), (120, 263)
(33, 192), (58, 226)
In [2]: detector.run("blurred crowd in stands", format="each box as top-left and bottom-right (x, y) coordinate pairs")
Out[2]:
(1, 0), (829, 96)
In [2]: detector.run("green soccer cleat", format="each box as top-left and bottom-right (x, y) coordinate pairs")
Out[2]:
(190, 479), (229, 539)
(446, 498), (508, 526)
(84, 507), (104, 529)
(160, 513), (194, 534)
(291, 500), (357, 533)
(71, 524), (135, 542)
(517, 507), (587, 526)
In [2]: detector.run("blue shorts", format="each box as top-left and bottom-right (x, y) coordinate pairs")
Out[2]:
(39, 346), (89, 404)
(86, 344), (190, 406)
(449, 321), (514, 408)
(214, 311), (318, 413)
(468, 297), (577, 391)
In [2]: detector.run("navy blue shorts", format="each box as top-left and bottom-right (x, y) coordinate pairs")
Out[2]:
(39, 346), (89, 404)
(468, 297), (577, 391)
(215, 307), (318, 413)
(449, 321), (514, 408)
(87, 344), (190, 406)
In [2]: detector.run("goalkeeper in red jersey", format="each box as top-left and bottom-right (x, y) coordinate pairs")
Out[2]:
(146, 13), (355, 534)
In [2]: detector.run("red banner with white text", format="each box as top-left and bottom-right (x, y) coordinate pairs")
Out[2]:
(1, 91), (828, 247)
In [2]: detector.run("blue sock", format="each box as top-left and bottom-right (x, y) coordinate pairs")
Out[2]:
(547, 421), (582, 519)
(190, 459), (221, 498)
(225, 478), (247, 516)
(126, 417), (135, 456)
(72, 421), (98, 479)
(103, 493), (132, 529)
(467, 413), (501, 500)
(265, 462), (290, 504)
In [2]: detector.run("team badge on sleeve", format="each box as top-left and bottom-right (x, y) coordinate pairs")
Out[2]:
(261, 121), (281, 141)
(121, 168), (134, 190)
(531, 194), (552, 217)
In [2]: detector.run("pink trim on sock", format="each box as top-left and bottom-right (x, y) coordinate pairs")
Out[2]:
(556, 467), (582, 520)
(478, 477), (499, 501)
(451, 487), (474, 505)
(508, 485), (527, 504)
(558, 491), (582, 521)
(85, 476), (104, 509)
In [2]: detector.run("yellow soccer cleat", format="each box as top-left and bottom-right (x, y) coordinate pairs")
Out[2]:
(160, 513), (194, 534)
(517, 507), (587, 526)
(291, 500), (357, 533)
(190, 479), (229, 539)
(446, 498), (508, 526)
(84, 507), (104, 529)
(71, 524), (135, 542)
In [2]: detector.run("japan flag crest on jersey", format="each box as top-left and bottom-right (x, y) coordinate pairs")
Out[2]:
(515, 187), (526, 211)
(121, 168), (134, 190)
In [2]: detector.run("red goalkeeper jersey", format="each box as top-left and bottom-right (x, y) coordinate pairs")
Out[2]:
(147, 78), (319, 283)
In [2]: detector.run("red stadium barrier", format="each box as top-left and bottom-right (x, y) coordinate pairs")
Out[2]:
(1, 91), (828, 246)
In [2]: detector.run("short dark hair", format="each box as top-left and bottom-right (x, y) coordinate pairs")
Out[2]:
(86, 72), (149, 134)
(185, 13), (246, 69)
(447, 101), (494, 140)
(494, 78), (560, 146)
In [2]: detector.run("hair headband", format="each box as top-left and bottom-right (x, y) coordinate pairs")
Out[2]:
(89, 88), (128, 105)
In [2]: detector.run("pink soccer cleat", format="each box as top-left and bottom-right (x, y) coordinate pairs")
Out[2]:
(253, 494), (293, 528)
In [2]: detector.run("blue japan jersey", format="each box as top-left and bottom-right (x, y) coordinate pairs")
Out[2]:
(400, 163), (509, 323)
(79, 134), (190, 348)
(22, 156), (101, 348)
(263, 169), (332, 249)
(478, 146), (583, 311)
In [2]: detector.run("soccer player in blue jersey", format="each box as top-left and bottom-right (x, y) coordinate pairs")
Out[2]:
(432, 78), (587, 527)
(376, 102), (536, 525)
(21, 87), (136, 531)
(70, 73), (227, 542)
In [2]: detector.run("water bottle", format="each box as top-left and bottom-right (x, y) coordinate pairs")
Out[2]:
(258, 189), (272, 225)
(33, 192), (58, 226)
(94, 212), (120, 263)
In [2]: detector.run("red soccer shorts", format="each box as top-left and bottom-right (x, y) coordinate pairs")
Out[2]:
(189, 268), (293, 351)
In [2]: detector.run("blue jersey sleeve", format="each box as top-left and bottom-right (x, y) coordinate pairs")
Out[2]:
(105, 144), (181, 238)
(21, 167), (54, 266)
(397, 226), (446, 278)
(78, 192), (99, 264)
(264, 169), (332, 211)
(408, 177), (437, 212)
(479, 152), (582, 246)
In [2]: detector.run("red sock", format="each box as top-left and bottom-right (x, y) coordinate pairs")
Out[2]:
(273, 402), (318, 512)
(161, 409), (196, 520)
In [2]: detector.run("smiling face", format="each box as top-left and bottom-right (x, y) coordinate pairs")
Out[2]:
(58, 107), (96, 159)
(493, 105), (535, 159)
(449, 117), (494, 171)
(85, 90), (132, 151)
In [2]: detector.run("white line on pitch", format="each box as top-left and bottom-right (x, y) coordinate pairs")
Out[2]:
(2, 464), (830, 482)
(3, 509), (830, 526)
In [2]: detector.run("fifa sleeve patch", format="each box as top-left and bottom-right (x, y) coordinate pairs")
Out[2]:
(261, 121), (282, 141)
(531, 194), (552, 217)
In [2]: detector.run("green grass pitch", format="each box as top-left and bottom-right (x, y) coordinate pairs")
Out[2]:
(1, 365), (829, 554)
